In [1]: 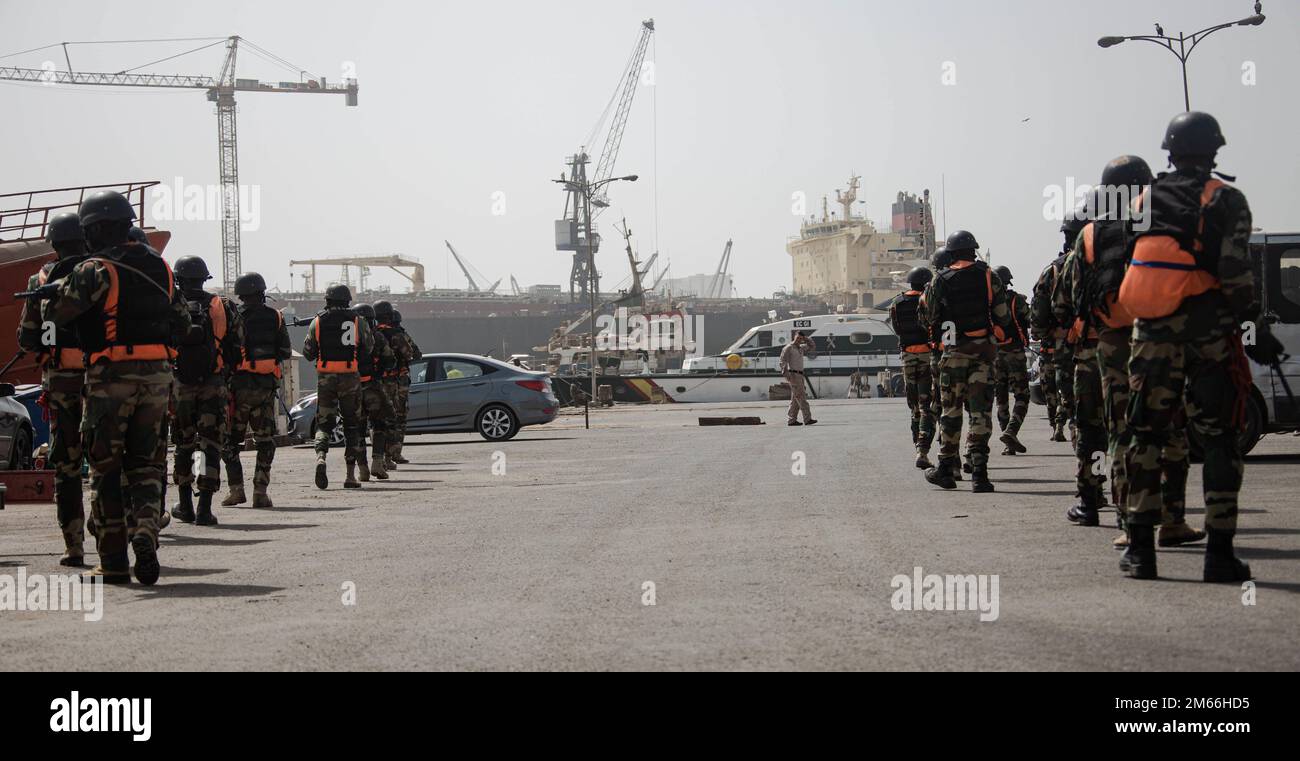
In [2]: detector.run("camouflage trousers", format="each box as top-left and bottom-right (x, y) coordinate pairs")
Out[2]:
(1071, 340), (1107, 503)
(1096, 327), (1189, 528)
(357, 379), (394, 460)
(382, 378), (409, 459)
(927, 350), (943, 420)
(901, 352), (935, 453)
(223, 383), (278, 490)
(81, 363), (171, 560)
(994, 348), (1029, 436)
(1053, 341), (1076, 430)
(44, 370), (85, 554)
(1126, 332), (1248, 531)
(171, 378), (226, 494)
(315, 372), (363, 463)
(938, 345), (995, 468)
(1039, 350), (1059, 424)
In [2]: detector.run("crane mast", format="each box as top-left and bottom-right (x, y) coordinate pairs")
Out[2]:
(555, 19), (655, 303)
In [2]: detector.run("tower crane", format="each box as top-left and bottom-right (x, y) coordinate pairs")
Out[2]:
(0, 35), (358, 286)
(554, 19), (655, 302)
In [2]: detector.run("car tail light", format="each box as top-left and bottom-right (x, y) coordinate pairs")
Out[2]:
(515, 380), (548, 393)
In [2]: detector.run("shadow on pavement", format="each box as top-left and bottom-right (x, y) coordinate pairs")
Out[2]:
(211, 523), (321, 532)
(160, 535), (270, 547)
(267, 506), (355, 513)
(404, 437), (576, 446)
(157, 566), (230, 578)
(134, 583), (286, 599)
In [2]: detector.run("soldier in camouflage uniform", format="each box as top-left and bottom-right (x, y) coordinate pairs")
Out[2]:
(1116, 112), (1277, 582)
(889, 267), (936, 468)
(921, 230), (1015, 493)
(350, 303), (397, 481)
(921, 248), (961, 480)
(1031, 216), (1084, 443)
(222, 272), (293, 508)
(374, 302), (420, 467)
(169, 255), (242, 526)
(43, 191), (191, 585)
(302, 285), (375, 490)
(992, 265), (1031, 456)
(17, 212), (89, 566)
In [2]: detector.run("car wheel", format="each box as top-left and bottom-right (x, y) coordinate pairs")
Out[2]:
(8, 425), (33, 470)
(476, 404), (518, 441)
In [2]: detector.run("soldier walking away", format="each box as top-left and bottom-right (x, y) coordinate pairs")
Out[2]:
(169, 256), (242, 527)
(351, 303), (397, 481)
(923, 248), (960, 480)
(889, 266), (936, 468)
(1032, 216), (1085, 442)
(374, 301), (419, 467)
(222, 272), (292, 508)
(779, 331), (817, 426)
(43, 191), (191, 585)
(921, 230), (1014, 493)
(17, 212), (89, 566)
(1114, 112), (1280, 582)
(302, 285), (373, 490)
(992, 265), (1031, 456)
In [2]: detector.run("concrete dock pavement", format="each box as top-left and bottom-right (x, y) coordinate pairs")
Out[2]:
(2, 398), (1297, 671)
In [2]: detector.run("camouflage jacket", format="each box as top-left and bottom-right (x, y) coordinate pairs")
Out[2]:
(382, 325), (419, 373)
(45, 245), (192, 382)
(1029, 253), (1068, 344)
(179, 290), (246, 381)
(1133, 177), (1257, 342)
(920, 258), (1015, 350)
(17, 260), (78, 375)
(1003, 288), (1031, 350)
(1049, 247), (1092, 346)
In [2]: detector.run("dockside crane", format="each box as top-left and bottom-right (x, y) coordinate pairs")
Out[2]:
(510, 275), (522, 296)
(443, 240), (501, 294)
(554, 19), (655, 302)
(706, 239), (734, 298)
(288, 255), (425, 294)
(0, 36), (358, 287)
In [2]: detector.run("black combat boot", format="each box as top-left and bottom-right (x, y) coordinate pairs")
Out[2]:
(315, 453), (328, 490)
(971, 464), (994, 493)
(85, 550), (132, 585)
(130, 535), (160, 586)
(999, 430), (1027, 455)
(1119, 524), (1157, 579)
(195, 490), (219, 526)
(1203, 529), (1252, 583)
(172, 484), (196, 523)
(1066, 490), (1101, 526)
(924, 459), (958, 490)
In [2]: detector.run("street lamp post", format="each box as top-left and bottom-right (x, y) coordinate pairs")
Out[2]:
(1097, 2), (1266, 112)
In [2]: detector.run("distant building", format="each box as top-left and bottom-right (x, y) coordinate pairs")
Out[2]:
(656, 273), (734, 299)
(786, 176), (935, 310)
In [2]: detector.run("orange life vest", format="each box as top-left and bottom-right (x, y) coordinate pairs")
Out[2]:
(1117, 178), (1224, 320)
(314, 311), (360, 374)
(1081, 222), (1137, 330)
(238, 306), (284, 378)
(35, 265), (85, 370)
(82, 255), (177, 365)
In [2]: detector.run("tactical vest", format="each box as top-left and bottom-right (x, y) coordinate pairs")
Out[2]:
(238, 303), (284, 378)
(1003, 290), (1028, 349)
(1081, 219), (1136, 329)
(76, 246), (175, 364)
(892, 291), (930, 352)
(37, 257), (86, 370)
(1118, 172), (1225, 320)
(939, 259), (993, 338)
(315, 309), (359, 374)
(174, 292), (227, 384)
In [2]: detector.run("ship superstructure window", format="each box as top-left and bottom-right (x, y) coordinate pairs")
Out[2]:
(739, 330), (773, 350)
(850, 332), (874, 345)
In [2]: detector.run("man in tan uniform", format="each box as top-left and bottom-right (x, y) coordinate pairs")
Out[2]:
(779, 331), (818, 426)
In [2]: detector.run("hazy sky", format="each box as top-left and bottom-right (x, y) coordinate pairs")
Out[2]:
(3, 0), (1297, 298)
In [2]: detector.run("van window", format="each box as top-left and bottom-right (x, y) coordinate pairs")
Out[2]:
(1270, 247), (1300, 323)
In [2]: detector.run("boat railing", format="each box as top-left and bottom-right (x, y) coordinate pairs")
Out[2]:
(0, 181), (160, 242)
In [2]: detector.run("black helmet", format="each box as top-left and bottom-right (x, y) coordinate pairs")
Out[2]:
(1161, 111), (1226, 156)
(372, 300), (394, 321)
(1060, 204), (1090, 234)
(45, 212), (83, 244)
(127, 226), (148, 244)
(354, 303), (376, 321)
(391, 309), (403, 326)
(931, 246), (952, 270)
(325, 284), (352, 304)
(945, 230), (978, 252)
(234, 272), (267, 296)
(78, 190), (137, 226)
(1100, 155), (1153, 189)
(173, 255), (211, 281)
(906, 267), (932, 289)
(994, 265), (1013, 286)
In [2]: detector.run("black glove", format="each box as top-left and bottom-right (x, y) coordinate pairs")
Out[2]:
(1244, 322), (1285, 366)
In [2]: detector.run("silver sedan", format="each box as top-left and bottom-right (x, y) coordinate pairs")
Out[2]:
(290, 353), (560, 443)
